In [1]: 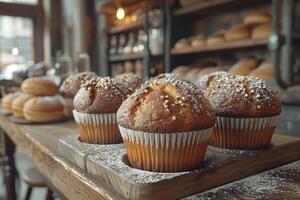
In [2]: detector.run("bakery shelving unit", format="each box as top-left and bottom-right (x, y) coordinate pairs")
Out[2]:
(171, 38), (268, 55)
(101, 0), (166, 78)
(164, 0), (273, 73)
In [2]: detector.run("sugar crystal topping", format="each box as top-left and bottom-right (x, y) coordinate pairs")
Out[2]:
(62, 72), (96, 89)
(145, 74), (207, 113)
(81, 76), (130, 99)
(205, 72), (279, 108)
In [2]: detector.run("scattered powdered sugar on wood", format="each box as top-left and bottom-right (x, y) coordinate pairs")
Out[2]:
(184, 160), (300, 200)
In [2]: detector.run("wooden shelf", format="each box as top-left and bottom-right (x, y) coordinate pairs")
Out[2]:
(173, 0), (270, 16)
(109, 53), (144, 62)
(171, 39), (268, 55)
(109, 21), (143, 34)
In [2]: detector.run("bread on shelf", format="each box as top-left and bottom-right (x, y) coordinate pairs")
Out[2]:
(251, 23), (272, 40)
(229, 57), (259, 76)
(249, 60), (274, 80)
(224, 25), (251, 42)
(244, 11), (271, 25)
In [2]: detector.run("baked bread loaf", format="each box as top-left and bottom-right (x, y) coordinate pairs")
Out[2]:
(117, 75), (216, 172)
(114, 73), (143, 92)
(21, 77), (58, 96)
(12, 94), (35, 118)
(60, 72), (97, 98)
(197, 65), (229, 77)
(23, 96), (64, 122)
(1, 92), (22, 114)
(186, 68), (202, 78)
(206, 30), (226, 46)
(249, 60), (274, 80)
(229, 57), (259, 76)
(225, 25), (251, 41)
(172, 66), (191, 77)
(252, 23), (272, 40)
(244, 12), (271, 25)
(190, 35), (206, 48)
(174, 38), (190, 49)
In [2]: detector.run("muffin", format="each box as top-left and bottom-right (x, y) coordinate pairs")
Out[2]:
(114, 73), (143, 92)
(73, 76), (132, 144)
(23, 96), (64, 122)
(1, 92), (22, 114)
(117, 75), (216, 172)
(59, 72), (97, 117)
(12, 94), (35, 118)
(196, 72), (281, 149)
(21, 77), (58, 96)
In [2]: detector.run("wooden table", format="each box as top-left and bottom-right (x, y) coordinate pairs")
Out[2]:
(0, 114), (299, 200)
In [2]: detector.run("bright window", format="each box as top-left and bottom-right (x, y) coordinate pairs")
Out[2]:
(0, 16), (33, 69)
(0, 0), (37, 5)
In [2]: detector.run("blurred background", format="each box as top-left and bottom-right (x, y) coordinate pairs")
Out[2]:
(0, 0), (300, 199)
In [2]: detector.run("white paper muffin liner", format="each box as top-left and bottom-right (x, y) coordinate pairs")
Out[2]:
(73, 110), (122, 144)
(212, 115), (279, 149)
(119, 126), (213, 172)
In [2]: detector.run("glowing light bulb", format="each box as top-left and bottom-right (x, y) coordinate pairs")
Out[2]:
(11, 47), (19, 56)
(116, 7), (125, 20)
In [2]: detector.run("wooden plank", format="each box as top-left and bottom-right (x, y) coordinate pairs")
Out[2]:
(109, 53), (144, 62)
(173, 0), (271, 17)
(109, 21), (143, 34)
(0, 115), (123, 200)
(171, 39), (268, 55)
(0, 2), (37, 18)
(86, 134), (300, 200)
(58, 135), (124, 170)
(184, 160), (300, 199)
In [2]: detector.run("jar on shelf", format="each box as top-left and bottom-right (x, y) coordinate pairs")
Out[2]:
(133, 30), (146, 53)
(124, 61), (135, 73)
(75, 52), (91, 73)
(123, 33), (135, 54)
(149, 9), (163, 55)
(110, 35), (118, 55)
(118, 34), (127, 54)
(135, 60), (144, 76)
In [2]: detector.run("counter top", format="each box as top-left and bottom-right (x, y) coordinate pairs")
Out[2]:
(0, 115), (299, 200)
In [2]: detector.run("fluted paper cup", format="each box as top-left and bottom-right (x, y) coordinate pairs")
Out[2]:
(73, 110), (122, 144)
(119, 126), (213, 172)
(211, 116), (279, 150)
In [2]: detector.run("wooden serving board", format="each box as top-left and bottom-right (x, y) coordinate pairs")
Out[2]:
(8, 115), (70, 125)
(59, 134), (300, 200)
(58, 135), (124, 170)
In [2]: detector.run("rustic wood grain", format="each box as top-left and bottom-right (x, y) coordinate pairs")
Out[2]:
(85, 134), (300, 200)
(0, 115), (123, 200)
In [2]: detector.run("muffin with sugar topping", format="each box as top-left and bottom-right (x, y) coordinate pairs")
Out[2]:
(73, 76), (132, 144)
(114, 73), (143, 92)
(196, 71), (281, 149)
(59, 72), (97, 117)
(117, 74), (216, 172)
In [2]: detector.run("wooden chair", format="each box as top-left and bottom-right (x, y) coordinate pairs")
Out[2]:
(21, 167), (53, 200)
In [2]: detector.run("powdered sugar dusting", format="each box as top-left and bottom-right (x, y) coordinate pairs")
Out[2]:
(185, 160), (300, 200)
